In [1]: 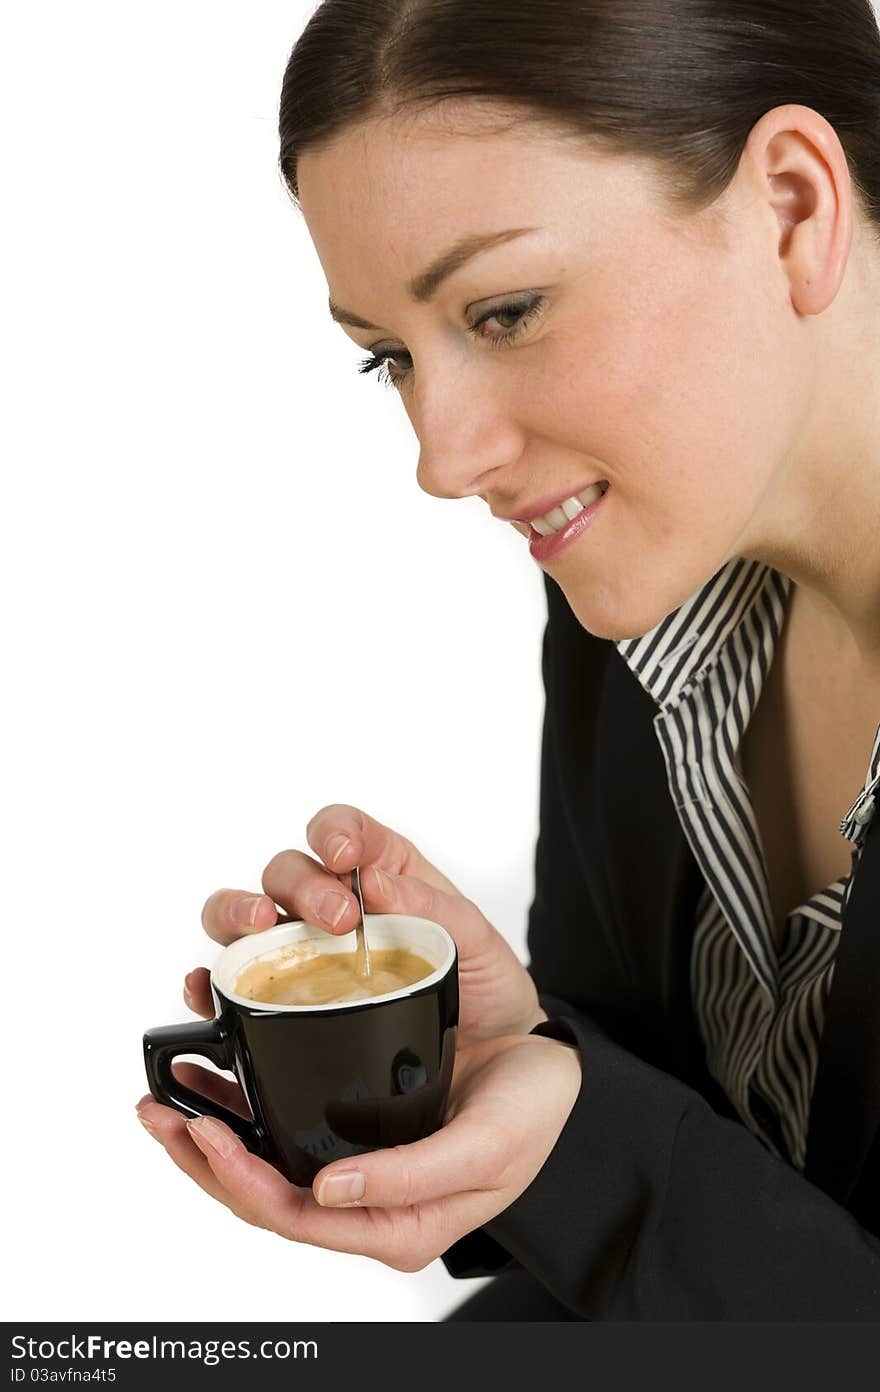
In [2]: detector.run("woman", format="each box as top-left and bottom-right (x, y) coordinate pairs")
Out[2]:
(134, 0), (880, 1319)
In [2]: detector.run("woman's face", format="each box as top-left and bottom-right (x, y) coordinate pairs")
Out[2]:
(297, 100), (814, 640)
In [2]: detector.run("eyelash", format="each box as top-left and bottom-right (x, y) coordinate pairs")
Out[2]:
(357, 294), (547, 390)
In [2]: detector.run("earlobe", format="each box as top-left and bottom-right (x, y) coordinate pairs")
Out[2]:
(747, 105), (853, 317)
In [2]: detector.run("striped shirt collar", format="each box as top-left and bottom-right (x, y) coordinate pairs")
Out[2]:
(613, 557), (787, 711)
(613, 555), (880, 843)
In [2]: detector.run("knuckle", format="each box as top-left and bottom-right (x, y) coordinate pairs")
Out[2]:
(304, 810), (327, 843)
(199, 890), (220, 929)
(388, 1147), (417, 1208)
(391, 1255), (416, 1273)
(261, 849), (312, 904)
(200, 890), (233, 939)
(472, 1123), (511, 1189)
(261, 848), (295, 882)
(276, 1191), (309, 1242)
(380, 1185), (440, 1272)
(384, 1240), (417, 1272)
(306, 804), (359, 844)
(416, 880), (436, 919)
(392, 1243), (432, 1274)
(463, 896), (493, 945)
(233, 1201), (272, 1233)
(395, 873), (432, 919)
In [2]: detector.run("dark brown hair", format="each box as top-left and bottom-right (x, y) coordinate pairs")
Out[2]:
(278, 0), (880, 241)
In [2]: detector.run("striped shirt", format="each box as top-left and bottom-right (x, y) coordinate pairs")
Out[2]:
(614, 557), (880, 1169)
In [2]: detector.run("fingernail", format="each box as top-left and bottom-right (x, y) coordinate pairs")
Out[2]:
(326, 834), (351, 865)
(372, 865), (391, 899)
(234, 896), (264, 929)
(183, 983), (194, 1008)
(186, 1115), (239, 1159)
(316, 1170), (365, 1206)
(137, 1112), (159, 1137)
(317, 891), (349, 928)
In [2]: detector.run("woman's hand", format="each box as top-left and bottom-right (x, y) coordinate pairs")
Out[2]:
(187, 804), (546, 1045)
(134, 1031), (582, 1271)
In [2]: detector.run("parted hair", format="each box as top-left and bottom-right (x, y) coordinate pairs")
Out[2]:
(278, 0), (880, 240)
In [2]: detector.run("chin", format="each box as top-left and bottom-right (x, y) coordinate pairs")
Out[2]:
(559, 583), (684, 643)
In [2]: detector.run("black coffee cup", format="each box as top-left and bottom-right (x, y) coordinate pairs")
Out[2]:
(142, 914), (459, 1186)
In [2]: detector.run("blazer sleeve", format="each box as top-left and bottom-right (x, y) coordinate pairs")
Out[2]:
(479, 1004), (880, 1318)
(441, 580), (880, 1315)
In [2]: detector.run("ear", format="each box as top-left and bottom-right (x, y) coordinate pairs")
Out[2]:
(740, 103), (854, 316)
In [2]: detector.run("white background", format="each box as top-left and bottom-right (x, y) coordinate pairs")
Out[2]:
(12, 0), (874, 1329)
(3, 2), (547, 1321)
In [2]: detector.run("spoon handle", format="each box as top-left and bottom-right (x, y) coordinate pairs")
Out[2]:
(273, 872), (372, 977)
(350, 865), (371, 978)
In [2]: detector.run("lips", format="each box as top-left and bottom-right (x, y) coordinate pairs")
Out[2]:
(509, 480), (610, 524)
(527, 484), (609, 563)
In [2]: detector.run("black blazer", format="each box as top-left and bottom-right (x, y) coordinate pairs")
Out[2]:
(441, 572), (880, 1318)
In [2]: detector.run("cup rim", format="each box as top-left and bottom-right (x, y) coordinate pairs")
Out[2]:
(211, 913), (456, 1013)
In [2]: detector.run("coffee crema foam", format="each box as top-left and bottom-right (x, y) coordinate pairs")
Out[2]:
(233, 942), (435, 1006)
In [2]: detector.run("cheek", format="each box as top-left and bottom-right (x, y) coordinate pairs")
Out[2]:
(555, 272), (784, 526)
(546, 280), (788, 638)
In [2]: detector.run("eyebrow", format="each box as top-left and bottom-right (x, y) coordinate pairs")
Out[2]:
(327, 226), (541, 331)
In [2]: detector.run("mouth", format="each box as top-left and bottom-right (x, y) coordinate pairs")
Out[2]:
(526, 482), (610, 563)
(509, 480), (610, 538)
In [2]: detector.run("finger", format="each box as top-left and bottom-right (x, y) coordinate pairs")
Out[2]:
(200, 888), (281, 946)
(259, 847), (494, 960)
(179, 1111), (350, 1242)
(303, 804), (464, 898)
(311, 1107), (502, 1211)
(175, 1110), (405, 1255)
(138, 1098), (498, 1271)
(203, 850), (356, 943)
(169, 1060), (253, 1120)
(343, 862), (497, 964)
(256, 846), (366, 936)
(135, 1100), (272, 1230)
(200, 804), (470, 950)
(183, 967), (214, 1018)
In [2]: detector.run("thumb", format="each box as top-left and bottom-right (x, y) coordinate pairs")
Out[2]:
(311, 1106), (496, 1210)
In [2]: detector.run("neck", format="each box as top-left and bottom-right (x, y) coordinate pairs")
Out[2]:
(741, 243), (880, 670)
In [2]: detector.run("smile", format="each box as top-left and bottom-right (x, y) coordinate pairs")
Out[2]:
(527, 482), (609, 536)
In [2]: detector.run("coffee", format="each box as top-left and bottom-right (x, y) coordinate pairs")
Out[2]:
(233, 942), (435, 1007)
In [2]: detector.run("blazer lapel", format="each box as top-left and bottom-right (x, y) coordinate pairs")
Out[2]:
(804, 809), (880, 1201)
(598, 650), (712, 1083)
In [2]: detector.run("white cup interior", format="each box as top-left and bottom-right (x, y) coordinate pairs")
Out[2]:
(212, 913), (456, 1012)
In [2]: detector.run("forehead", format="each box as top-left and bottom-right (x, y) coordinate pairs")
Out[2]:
(297, 100), (663, 287)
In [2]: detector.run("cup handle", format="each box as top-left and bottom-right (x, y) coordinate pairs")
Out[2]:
(142, 1019), (265, 1152)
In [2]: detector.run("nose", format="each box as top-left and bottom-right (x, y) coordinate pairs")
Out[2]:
(414, 382), (525, 503)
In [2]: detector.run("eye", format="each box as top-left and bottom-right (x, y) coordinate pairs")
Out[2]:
(357, 293), (547, 391)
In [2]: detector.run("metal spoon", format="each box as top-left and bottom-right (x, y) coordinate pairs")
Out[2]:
(269, 867), (371, 977)
(348, 864), (371, 979)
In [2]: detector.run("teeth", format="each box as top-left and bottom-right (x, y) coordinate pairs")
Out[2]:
(530, 483), (607, 536)
(545, 505), (571, 530)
